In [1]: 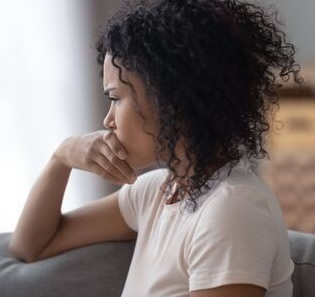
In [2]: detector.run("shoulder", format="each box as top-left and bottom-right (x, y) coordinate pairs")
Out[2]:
(195, 160), (279, 242)
(199, 182), (274, 231)
(205, 158), (275, 217)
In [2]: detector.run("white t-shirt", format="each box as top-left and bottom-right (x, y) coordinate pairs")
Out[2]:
(118, 158), (294, 297)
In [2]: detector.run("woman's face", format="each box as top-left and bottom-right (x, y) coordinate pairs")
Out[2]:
(103, 53), (159, 169)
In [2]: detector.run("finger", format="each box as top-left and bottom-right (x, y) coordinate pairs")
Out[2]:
(94, 154), (133, 183)
(99, 142), (137, 182)
(90, 161), (126, 185)
(103, 132), (128, 160)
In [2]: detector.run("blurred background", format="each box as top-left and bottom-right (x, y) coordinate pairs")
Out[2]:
(0, 0), (314, 233)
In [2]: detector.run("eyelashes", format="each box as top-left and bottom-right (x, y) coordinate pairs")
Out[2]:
(104, 94), (120, 102)
(108, 97), (119, 102)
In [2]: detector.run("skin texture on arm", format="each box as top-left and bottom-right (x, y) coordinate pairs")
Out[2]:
(8, 131), (138, 263)
(34, 190), (137, 262)
(190, 284), (266, 297)
(8, 156), (71, 262)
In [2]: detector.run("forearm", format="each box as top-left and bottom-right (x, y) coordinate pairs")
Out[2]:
(8, 154), (72, 262)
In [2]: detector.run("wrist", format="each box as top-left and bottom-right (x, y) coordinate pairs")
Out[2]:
(52, 137), (74, 169)
(48, 155), (72, 179)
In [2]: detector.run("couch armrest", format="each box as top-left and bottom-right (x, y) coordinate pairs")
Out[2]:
(0, 232), (136, 297)
(288, 230), (315, 297)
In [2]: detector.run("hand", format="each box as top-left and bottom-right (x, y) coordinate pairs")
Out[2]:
(53, 130), (137, 185)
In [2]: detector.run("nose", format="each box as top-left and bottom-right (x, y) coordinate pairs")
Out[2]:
(103, 106), (116, 131)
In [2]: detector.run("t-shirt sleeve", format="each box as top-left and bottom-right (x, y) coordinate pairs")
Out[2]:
(187, 184), (278, 292)
(117, 182), (139, 232)
(118, 168), (169, 233)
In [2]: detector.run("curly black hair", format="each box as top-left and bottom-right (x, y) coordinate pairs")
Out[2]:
(96, 0), (303, 213)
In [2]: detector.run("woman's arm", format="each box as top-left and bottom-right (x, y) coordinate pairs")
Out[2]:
(8, 131), (136, 262)
(8, 156), (71, 262)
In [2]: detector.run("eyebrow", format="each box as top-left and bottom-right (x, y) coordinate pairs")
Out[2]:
(103, 87), (117, 96)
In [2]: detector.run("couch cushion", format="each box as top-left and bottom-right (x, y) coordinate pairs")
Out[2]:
(288, 230), (315, 297)
(0, 233), (136, 297)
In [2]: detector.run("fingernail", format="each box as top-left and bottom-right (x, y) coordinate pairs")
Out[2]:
(118, 151), (126, 160)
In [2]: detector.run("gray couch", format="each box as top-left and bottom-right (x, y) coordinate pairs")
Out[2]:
(0, 231), (314, 297)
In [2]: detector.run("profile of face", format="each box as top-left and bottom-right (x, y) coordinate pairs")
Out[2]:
(103, 53), (159, 169)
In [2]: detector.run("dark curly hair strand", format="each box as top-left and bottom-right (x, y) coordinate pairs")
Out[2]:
(96, 0), (303, 213)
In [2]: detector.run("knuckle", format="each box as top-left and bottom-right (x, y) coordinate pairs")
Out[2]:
(103, 133), (124, 158)
(93, 165), (107, 179)
(85, 151), (95, 164)
(108, 151), (118, 163)
(109, 133), (120, 148)
(100, 172), (109, 180)
(90, 163), (100, 175)
(93, 135), (103, 147)
(117, 163), (130, 176)
(106, 150), (114, 161)
(82, 154), (90, 165)
(93, 138), (101, 148)
(85, 143), (94, 156)
(103, 131), (113, 142)
(103, 160), (112, 172)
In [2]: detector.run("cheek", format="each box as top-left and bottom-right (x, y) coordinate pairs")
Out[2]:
(117, 128), (157, 169)
(115, 113), (141, 147)
(114, 106), (158, 168)
(118, 129), (156, 155)
(116, 107), (154, 147)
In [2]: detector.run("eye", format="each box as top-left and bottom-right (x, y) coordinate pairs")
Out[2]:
(109, 97), (119, 102)
(104, 94), (120, 103)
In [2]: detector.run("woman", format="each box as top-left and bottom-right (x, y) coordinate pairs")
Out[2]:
(9, 0), (302, 296)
